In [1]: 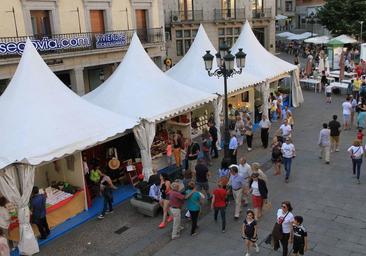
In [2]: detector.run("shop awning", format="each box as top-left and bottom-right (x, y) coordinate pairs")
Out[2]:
(231, 21), (298, 81)
(304, 35), (331, 44)
(84, 33), (217, 123)
(166, 24), (264, 95)
(329, 34), (357, 45)
(0, 40), (138, 170)
(287, 32), (314, 41)
(276, 32), (296, 38)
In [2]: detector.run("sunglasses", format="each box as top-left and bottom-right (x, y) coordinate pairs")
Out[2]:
(281, 205), (287, 208)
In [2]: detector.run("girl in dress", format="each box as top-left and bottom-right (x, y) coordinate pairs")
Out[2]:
(242, 209), (259, 256)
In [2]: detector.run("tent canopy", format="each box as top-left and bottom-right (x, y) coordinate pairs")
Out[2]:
(231, 21), (297, 81)
(329, 34), (357, 45)
(287, 32), (314, 41)
(84, 33), (216, 122)
(166, 24), (264, 95)
(276, 32), (296, 38)
(275, 15), (288, 20)
(0, 40), (138, 170)
(304, 35), (331, 44)
(327, 38), (346, 46)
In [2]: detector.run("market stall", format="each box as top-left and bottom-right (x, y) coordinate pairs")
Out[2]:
(84, 33), (216, 179)
(231, 21), (304, 108)
(166, 25), (264, 145)
(0, 40), (137, 254)
(327, 35), (357, 69)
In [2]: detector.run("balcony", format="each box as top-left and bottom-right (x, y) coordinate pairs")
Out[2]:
(0, 27), (164, 59)
(167, 10), (204, 24)
(214, 9), (246, 22)
(252, 8), (272, 19)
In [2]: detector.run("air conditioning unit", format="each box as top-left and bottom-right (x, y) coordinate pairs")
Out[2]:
(172, 15), (179, 22)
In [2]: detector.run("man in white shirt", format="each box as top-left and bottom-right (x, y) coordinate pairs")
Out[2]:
(342, 96), (352, 130)
(281, 137), (296, 183)
(229, 132), (238, 164)
(259, 115), (271, 148)
(318, 123), (331, 164)
(278, 119), (292, 139)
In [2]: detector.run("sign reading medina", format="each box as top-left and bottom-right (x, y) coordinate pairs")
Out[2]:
(0, 36), (91, 55)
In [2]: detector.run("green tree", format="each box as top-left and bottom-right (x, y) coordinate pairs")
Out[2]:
(317, 0), (366, 38)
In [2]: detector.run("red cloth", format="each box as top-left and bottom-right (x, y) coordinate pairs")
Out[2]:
(357, 132), (364, 142)
(168, 191), (185, 208)
(252, 195), (263, 208)
(213, 188), (227, 208)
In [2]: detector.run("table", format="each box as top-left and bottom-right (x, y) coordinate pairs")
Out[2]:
(300, 78), (321, 92)
(329, 71), (357, 80)
(329, 82), (349, 95)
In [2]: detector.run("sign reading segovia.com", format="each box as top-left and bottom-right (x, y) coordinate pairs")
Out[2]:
(0, 32), (128, 55)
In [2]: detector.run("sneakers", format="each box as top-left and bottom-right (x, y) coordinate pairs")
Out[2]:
(222, 229), (226, 233)
(326, 161), (330, 164)
(255, 243), (260, 253)
(167, 216), (174, 223)
(191, 232), (198, 237)
(248, 148), (252, 152)
(97, 214), (105, 219)
(106, 210), (114, 214)
(335, 149), (340, 152)
(357, 179), (361, 184)
(245, 253), (250, 256)
(158, 221), (166, 228)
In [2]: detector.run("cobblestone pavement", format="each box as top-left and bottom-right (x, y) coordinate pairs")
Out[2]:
(38, 57), (366, 256)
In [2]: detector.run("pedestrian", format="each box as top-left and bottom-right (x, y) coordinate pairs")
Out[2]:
(218, 158), (230, 186)
(159, 173), (173, 228)
(350, 95), (358, 128)
(187, 139), (200, 173)
(244, 116), (253, 151)
(318, 123), (331, 164)
(208, 121), (219, 158)
(235, 115), (245, 146)
(320, 70), (327, 93)
(173, 133), (182, 168)
(238, 157), (252, 206)
(250, 162), (268, 184)
(30, 186), (50, 239)
(185, 181), (202, 236)
(211, 181), (227, 233)
(249, 173), (268, 220)
(166, 139), (173, 166)
(259, 115), (271, 148)
(242, 209), (259, 256)
(193, 159), (211, 199)
(229, 132), (238, 164)
(287, 112), (295, 130)
(98, 171), (117, 219)
(328, 115), (341, 152)
(0, 229), (9, 256)
(325, 84), (332, 103)
(228, 165), (245, 220)
(292, 216), (308, 256)
(357, 128), (364, 143)
(273, 201), (294, 256)
(201, 130), (212, 166)
(357, 99), (366, 129)
(168, 182), (185, 240)
(347, 139), (364, 184)
(342, 96), (352, 130)
(0, 197), (12, 250)
(272, 137), (283, 176)
(278, 119), (292, 140)
(281, 137), (296, 183)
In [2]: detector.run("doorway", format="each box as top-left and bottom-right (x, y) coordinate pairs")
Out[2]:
(135, 10), (148, 42)
(30, 10), (52, 36)
(90, 10), (105, 33)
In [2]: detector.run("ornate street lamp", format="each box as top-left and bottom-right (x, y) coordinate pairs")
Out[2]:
(202, 43), (246, 157)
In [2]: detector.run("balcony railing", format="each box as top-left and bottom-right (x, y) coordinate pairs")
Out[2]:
(0, 27), (164, 58)
(168, 10), (204, 23)
(252, 8), (272, 19)
(214, 8), (246, 21)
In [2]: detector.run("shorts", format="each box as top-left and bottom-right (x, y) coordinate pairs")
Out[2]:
(343, 114), (350, 123)
(330, 136), (339, 144)
(243, 234), (258, 242)
(196, 181), (209, 192)
(252, 195), (263, 208)
(326, 92), (331, 97)
(293, 242), (305, 255)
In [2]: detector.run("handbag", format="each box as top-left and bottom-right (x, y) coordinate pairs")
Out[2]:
(263, 200), (272, 211)
(271, 211), (289, 240)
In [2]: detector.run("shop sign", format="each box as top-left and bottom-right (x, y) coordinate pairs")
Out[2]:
(95, 32), (127, 49)
(0, 36), (91, 55)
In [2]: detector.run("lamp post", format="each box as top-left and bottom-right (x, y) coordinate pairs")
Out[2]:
(202, 42), (246, 158)
(359, 21), (364, 43)
(306, 12), (315, 37)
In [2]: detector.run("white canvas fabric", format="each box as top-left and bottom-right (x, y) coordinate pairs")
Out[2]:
(332, 35), (357, 44)
(275, 15), (288, 20)
(231, 21), (298, 81)
(0, 39), (138, 170)
(291, 69), (304, 108)
(166, 24), (264, 95)
(304, 36), (331, 44)
(0, 165), (38, 255)
(84, 33), (216, 122)
(261, 81), (270, 115)
(133, 121), (156, 180)
(276, 32), (296, 38)
(213, 96), (223, 149)
(287, 32), (314, 41)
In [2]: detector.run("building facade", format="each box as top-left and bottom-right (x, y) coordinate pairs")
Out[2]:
(163, 0), (276, 65)
(276, 0), (296, 30)
(295, 0), (327, 35)
(0, 0), (165, 96)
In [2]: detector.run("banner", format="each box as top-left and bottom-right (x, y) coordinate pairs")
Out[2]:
(95, 32), (127, 49)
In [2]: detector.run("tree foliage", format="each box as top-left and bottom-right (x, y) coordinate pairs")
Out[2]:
(317, 0), (366, 38)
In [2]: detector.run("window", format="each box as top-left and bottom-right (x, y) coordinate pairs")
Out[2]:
(30, 10), (52, 35)
(218, 27), (241, 47)
(251, 0), (263, 11)
(221, 0), (236, 10)
(179, 0), (193, 20)
(90, 10), (105, 33)
(285, 1), (293, 12)
(176, 28), (197, 56)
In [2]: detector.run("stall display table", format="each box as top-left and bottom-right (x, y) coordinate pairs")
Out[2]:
(300, 78), (321, 92)
(329, 82), (349, 95)
(329, 71), (357, 80)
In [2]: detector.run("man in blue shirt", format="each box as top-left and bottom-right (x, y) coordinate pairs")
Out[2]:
(30, 186), (50, 239)
(229, 133), (238, 164)
(228, 165), (245, 220)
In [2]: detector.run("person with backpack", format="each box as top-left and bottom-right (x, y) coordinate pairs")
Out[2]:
(187, 139), (200, 173)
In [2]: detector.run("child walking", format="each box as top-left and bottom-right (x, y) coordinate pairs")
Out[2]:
(357, 128), (364, 143)
(242, 209), (259, 256)
(325, 84), (332, 103)
(211, 181), (227, 233)
(292, 216), (308, 256)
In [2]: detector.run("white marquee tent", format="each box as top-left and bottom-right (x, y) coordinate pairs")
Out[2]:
(304, 35), (331, 44)
(276, 32), (296, 38)
(0, 40), (137, 255)
(332, 34), (357, 44)
(287, 32), (314, 41)
(166, 24), (264, 147)
(84, 33), (216, 179)
(231, 21), (304, 109)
